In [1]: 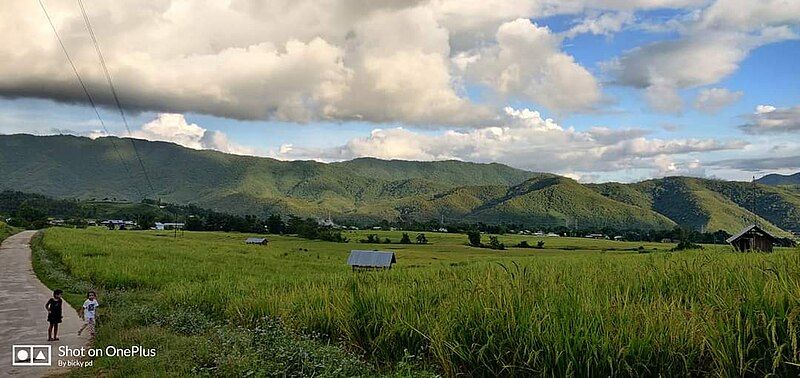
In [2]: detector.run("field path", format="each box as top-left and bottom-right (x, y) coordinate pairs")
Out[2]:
(0, 231), (89, 377)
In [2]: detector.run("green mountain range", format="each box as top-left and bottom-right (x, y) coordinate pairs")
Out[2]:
(1, 134), (798, 234)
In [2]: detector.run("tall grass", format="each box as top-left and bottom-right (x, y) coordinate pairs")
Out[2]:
(39, 228), (800, 376)
(0, 220), (16, 242)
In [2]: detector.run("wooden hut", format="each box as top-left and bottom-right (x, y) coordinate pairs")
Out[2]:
(726, 225), (776, 252)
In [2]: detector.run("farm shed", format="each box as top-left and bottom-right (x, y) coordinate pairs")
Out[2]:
(245, 237), (268, 245)
(726, 225), (776, 252)
(347, 250), (396, 270)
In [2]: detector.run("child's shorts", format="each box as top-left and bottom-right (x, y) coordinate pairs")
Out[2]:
(47, 313), (62, 324)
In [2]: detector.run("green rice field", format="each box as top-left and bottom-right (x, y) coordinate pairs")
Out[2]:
(33, 227), (800, 376)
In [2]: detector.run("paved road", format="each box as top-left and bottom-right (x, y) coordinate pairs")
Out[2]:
(0, 231), (89, 377)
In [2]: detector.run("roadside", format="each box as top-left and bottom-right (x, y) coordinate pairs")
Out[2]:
(0, 231), (89, 377)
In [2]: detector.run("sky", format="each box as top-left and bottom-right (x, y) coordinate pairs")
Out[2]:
(1, 0), (799, 183)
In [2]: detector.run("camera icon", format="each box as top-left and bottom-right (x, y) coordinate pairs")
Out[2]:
(12, 345), (51, 366)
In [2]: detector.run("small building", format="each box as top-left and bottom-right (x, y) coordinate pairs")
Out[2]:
(585, 233), (605, 239)
(726, 224), (776, 252)
(101, 220), (137, 230)
(245, 237), (269, 245)
(347, 250), (396, 271)
(154, 222), (185, 231)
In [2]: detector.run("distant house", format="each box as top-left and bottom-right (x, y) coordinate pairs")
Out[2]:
(585, 233), (605, 239)
(546, 233), (560, 237)
(245, 237), (268, 245)
(154, 222), (185, 230)
(347, 250), (396, 271)
(101, 220), (136, 230)
(726, 224), (776, 252)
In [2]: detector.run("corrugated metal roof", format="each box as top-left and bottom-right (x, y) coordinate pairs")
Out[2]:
(245, 237), (268, 244)
(726, 224), (776, 244)
(347, 250), (396, 268)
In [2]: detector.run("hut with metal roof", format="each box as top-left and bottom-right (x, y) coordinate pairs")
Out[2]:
(245, 237), (269, 245)
(347, 250), (396, 271)
(726, 224), (776, 252)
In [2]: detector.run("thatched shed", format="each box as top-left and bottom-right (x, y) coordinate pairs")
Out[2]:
(347, 250), (396, 270)
(726, 225), (776, 252)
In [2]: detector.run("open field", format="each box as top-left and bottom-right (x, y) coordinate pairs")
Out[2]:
(34, 227), (800, 376)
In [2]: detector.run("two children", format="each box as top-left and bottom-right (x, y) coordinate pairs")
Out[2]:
(45, 289), (99, 341)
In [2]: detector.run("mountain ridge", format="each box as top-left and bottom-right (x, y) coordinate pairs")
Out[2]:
(1, 134), (798, 234)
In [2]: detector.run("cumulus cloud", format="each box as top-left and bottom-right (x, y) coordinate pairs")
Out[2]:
(564, 11), (635, 38)
(467, 19), (602, 113)
(739, 104), (800, 134)
(693, 87), (743, 113)
(274, 106), (746, 177)
(605, 0), (800, 112)
(91, 113), (254, 155)
(5, 0), (707, 125)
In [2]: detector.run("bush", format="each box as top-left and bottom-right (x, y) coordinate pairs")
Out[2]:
(516, 240), (532, 248)
(488, 236), (505, 250)
(467, 231), (482, 247)
(671, 240), (703, 251)
(360, 234), (380, 243)
(400, 233), (412, 244)
(536, 240), (545, 249)
(416, 233), (428, 244)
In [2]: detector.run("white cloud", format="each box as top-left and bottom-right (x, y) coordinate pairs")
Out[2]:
(467, 19), (602, 113)
(274, 106), (746, 178)
(693, 87), (743, 113)
(91, 113), (255, 155)
(605, 0), (800, 112)
(564, 11), (635, 38)
(740, 104), (800, 134)
(5, 0), (700, 125)
(644, 81), (684, 114)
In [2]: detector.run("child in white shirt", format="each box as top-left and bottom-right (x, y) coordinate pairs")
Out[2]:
(78, 291), (99, 337)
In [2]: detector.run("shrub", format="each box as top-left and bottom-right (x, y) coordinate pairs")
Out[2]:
(535, 240), (545, 249)
(416, 233), (428, 244)
(488, 236), (505, 250)
(516, 240), (532, 248)
(400, 233), (412, 244)
(467, 231), (482, 247)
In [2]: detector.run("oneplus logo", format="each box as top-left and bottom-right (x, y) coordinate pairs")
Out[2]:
(12, 345), (51, 366)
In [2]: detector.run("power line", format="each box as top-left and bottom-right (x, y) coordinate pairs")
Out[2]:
(37, 0), (144, 200)
(77, 0), (157, 198)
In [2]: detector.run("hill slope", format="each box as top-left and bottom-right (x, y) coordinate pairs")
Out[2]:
(757, 172), (800, 186)
(2, 134), (799, 233)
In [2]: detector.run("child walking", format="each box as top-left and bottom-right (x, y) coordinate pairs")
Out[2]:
(78, 291), (99, 337)
(45, 289), (63, 341)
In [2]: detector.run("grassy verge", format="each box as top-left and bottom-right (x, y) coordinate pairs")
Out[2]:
(31, 230), (429, 377)
(0, 220), (18, 243)
(35, 227), (800, 376)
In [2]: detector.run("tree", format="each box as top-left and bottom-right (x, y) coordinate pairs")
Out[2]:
(266, 214), (285, 234)
(536, 240), (545, 249)
(400, 233), (412, 244)
(467, 231), (482, 247)
(416, 233), (428, 244)
(488, 236), (505, 250)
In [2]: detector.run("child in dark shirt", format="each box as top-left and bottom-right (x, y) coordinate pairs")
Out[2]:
(45, 289), (64, 341)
